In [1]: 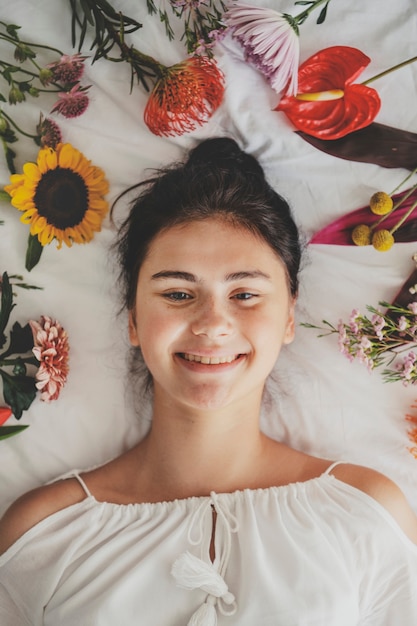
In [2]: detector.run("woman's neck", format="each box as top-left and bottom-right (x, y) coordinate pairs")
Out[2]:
(133, 395), (274, 500)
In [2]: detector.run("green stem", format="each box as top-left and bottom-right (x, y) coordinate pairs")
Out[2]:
(0, 61), (63, 90)
(390, 166), (417, 195)
(0, 110), (37, 140)
(362, 55), (417, 86)
(0, 31), (63, 56)
(390, 199), (417, 235)
(0, 358), (31, 367)
(293, 0), (330, 24)
(130, 48), (163, 75)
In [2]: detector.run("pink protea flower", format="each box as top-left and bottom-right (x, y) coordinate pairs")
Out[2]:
(30, 316), (69, 402)
(47, 53), (88, 84)
(224, 3), (299, 95)
(51, 84), (90, 119)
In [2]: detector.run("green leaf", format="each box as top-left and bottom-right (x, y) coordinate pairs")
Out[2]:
(0, 189), (11, 203)
(317, 2), (329, 24)
(6, 145), (17, 174)
(0, 425), (29, 440)
(0, 272), (15, 350)
(25, 233), (43, 272)
(1, 321), (34, 359)
(5, 23), (21, 39)
(0, 369), (37, 420)
(80, 0), (94, 26)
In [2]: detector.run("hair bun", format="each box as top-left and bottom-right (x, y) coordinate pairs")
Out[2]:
(187, 137), (264, 178)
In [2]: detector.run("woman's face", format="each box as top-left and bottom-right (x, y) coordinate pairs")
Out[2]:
(129, 218), (295, 416)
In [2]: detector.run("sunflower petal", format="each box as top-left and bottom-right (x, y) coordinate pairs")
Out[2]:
(22, 162), (41, 183)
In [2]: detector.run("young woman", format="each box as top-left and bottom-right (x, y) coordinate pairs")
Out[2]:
(1, 138), (417, 625)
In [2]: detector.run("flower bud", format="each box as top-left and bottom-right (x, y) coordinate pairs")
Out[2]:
(8, 86), (25, 104)
(0, 116), (9, 134)
(14, 44), (34, 62)
(39, 68), (54, 86)
(13, 361), (27, 376)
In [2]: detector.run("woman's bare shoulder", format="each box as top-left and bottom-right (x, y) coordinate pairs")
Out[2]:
(0, 477), (87, 556)
(330, 462), (417, 544)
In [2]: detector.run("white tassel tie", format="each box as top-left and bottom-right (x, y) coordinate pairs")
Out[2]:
(172, 551), (237, 625)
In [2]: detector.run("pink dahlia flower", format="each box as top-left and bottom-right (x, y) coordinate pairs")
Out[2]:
(51, 84), (90, 119)
(224, 3), (299, 95)
(30, 316), (69, 402)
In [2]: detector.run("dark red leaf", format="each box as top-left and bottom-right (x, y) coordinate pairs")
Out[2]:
(297, 122), (417, 170)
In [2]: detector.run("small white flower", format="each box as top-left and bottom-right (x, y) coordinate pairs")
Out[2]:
(224, 2), (300, 95)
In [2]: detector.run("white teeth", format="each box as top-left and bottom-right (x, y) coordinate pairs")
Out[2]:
(182, 353), (237, 364)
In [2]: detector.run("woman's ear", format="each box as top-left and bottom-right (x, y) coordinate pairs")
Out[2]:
(283, 299), (296, 345)
(128, 309), (140, 347)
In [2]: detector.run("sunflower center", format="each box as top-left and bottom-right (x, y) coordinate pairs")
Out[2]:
(34, 167), (89, 229)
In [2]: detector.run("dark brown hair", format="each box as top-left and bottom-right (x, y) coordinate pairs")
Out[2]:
(114, 137), (301, 309)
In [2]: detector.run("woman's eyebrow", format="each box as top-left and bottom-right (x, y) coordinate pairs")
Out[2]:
(151, 270), (197, 281)
(151, 270), (271, 282)
(225, 270), (271, 281)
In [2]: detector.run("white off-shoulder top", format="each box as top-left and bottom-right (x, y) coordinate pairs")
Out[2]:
(1, 462), (417, 625)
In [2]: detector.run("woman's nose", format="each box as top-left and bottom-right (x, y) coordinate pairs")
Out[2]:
(190, 298), (233, 339)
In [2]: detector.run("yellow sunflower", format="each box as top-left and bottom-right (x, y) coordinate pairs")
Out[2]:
(5, 143), (109, 248)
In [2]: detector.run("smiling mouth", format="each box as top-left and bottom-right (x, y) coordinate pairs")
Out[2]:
(180, 353), (240, 365)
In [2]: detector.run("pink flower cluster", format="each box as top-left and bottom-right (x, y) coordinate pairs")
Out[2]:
(303, 298), (417, 384)
(30, 316), (69, 402)
(395, 351), (417, 383)
(46, 54), (90, 119)
(334, 302), (417, 384)
(337, 309), (375, 371)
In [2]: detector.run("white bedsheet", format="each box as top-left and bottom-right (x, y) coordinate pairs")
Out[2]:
(1, 0), (417, 515)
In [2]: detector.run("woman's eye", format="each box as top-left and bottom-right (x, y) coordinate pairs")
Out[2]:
(234, 292), (256, 301)
(164, 291), (191, 301)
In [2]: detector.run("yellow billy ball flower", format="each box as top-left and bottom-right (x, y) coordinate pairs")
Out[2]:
(372, 229), (395, 252)
(351, 224), (372, 246)
(369, 191), (393, 215)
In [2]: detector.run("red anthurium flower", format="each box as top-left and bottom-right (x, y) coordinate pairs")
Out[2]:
(0, 406), (12, 426)
(276, 46), (381, 139)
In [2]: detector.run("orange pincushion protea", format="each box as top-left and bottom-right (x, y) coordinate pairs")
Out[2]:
(144, 56), (224, 136)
